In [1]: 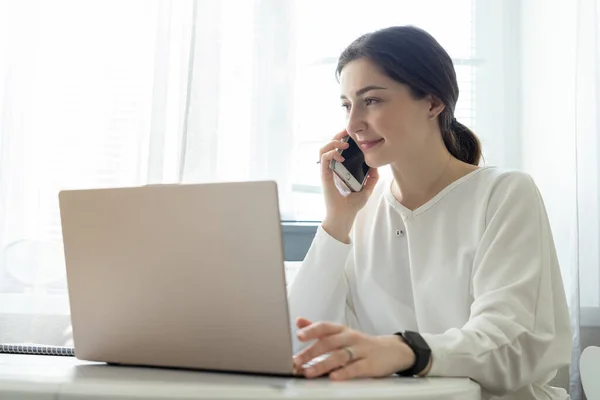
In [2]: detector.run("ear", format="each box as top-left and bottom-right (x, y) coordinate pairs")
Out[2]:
(426, 95), (446, 120)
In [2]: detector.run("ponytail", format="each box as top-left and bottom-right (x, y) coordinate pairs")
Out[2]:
(441, 118), (482, 166)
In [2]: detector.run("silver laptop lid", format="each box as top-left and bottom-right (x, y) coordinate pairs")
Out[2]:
(59, 181), (293, 375)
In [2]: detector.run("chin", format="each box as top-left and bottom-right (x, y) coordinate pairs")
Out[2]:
(363, 144), (396, 169)
(363, 148), (391, 167)
(364, 156), (388, 169)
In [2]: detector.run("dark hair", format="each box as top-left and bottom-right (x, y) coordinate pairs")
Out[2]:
(336, 26), (482, 166)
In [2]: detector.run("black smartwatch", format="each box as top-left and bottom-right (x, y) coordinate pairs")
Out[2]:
(394, 331), (431, 377)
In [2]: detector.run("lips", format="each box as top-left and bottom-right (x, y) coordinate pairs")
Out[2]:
(357, 138), (384, 150)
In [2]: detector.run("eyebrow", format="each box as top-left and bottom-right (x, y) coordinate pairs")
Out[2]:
(340, 85), (388, 99)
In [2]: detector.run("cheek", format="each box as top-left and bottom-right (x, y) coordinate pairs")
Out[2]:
(370, 107), (412, 141)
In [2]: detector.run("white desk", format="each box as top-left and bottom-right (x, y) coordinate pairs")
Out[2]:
(0, 354), (480, 400)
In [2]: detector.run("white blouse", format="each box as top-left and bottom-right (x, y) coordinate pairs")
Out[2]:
(287, 167), (572, 400)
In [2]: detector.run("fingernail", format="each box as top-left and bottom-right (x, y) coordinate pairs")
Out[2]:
(297, 331), (306, 339)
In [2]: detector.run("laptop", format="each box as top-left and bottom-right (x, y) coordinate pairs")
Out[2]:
(59, 181), (297, 376)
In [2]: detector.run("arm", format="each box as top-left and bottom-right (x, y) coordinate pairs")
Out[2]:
(421, 173), (572, 395)
(287, 226), (355, 352)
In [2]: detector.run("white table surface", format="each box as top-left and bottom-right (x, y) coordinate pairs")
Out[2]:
(0, 354), (481, 400)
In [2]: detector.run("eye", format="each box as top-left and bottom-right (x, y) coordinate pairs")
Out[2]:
(341, 103), (351, 111)
(365, 98), (380, 106)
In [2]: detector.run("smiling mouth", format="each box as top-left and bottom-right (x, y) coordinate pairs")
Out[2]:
(358, 138), (384, 150)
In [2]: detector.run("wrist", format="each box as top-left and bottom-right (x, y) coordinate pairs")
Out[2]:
(389, 335), (416, 373)
(393, 331), (432, 377)
(321, 217), (354, 244)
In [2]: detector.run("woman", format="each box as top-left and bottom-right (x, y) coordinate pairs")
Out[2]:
(287, 26), (572, 400)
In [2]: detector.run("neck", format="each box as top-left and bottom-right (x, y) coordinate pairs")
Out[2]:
(390, 132), (460, 210)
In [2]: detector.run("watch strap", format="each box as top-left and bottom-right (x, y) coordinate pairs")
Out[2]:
(394, 331), (431, 377)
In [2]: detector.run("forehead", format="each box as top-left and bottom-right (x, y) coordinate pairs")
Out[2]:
(339, 58), (395, 95)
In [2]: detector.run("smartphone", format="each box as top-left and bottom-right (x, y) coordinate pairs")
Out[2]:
(329, 136), (370, 192)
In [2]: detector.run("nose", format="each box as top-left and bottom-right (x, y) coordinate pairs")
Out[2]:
(346, 106), (367, 135)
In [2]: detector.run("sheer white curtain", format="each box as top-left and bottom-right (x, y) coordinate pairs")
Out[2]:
(0, 0), (597, 396)
(0, 0), (191, 345)
(0, 0), (310, 344)
(0, 0), (481, 344)
(180, 0), (297, 207)
(520, 0), (600, 397)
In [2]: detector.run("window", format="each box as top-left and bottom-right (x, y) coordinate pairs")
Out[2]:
(0, 0), (163, 316)
(0, 0), (484, 317)
(4, 0), (595, 333)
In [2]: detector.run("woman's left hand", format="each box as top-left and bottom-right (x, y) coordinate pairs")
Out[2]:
(292, 317), (419, 380)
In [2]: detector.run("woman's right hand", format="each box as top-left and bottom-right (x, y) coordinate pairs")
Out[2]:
(319, 130), (379, 243)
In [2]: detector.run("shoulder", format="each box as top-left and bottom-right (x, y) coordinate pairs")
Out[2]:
(466, 166), (535, 189)
(472, 167), (544, 223)
(474, 167), (540, 202)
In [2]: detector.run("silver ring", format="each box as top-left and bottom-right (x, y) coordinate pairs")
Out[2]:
(343, 346), (354, 363)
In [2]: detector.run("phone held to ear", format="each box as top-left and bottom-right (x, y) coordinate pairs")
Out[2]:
(329, 136), (370, 192)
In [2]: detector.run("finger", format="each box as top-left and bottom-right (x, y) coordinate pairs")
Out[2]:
(320, 149), (345, 168)
(331, 129), (348, 141)
(292, 363), (302, 376)
(296, 317), (312, 330)
(319, 140), (349, 158)
(303, 347), (355, 378)
(329, 359), (371, 381)
(333, 173), (352, 197)
(297, 321), (345, 342)
(293, 331), (350, 367)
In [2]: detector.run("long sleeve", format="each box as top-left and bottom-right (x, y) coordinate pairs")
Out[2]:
(287, 226), (353, 353)
(421, 172), (572, 396)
